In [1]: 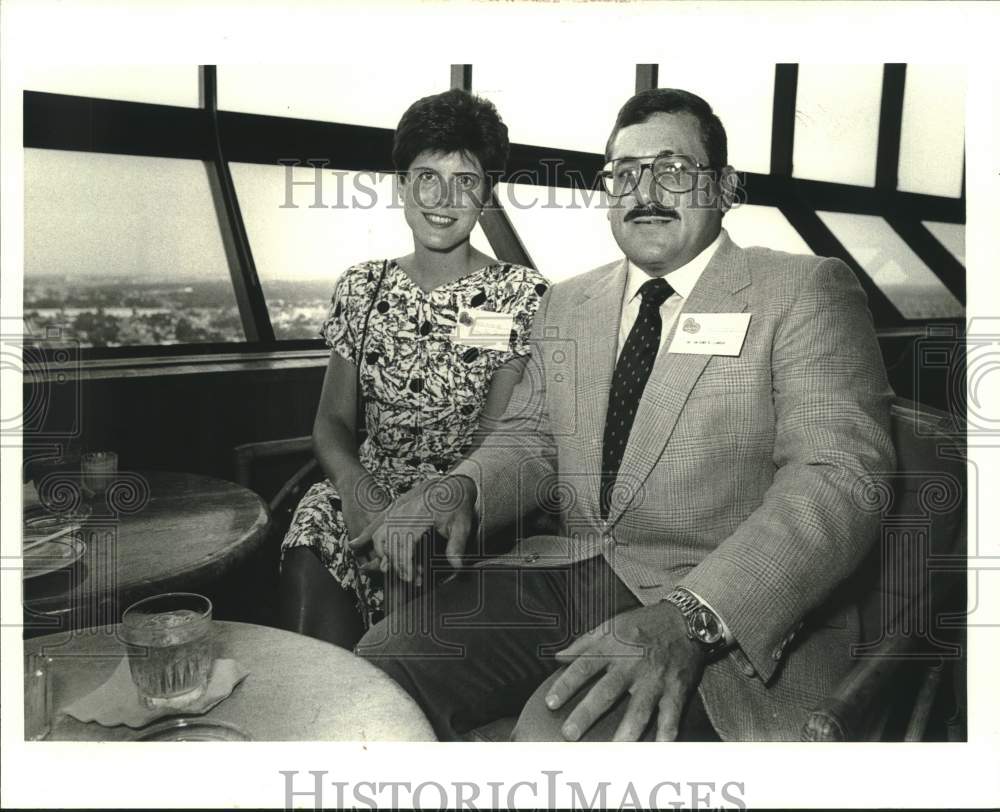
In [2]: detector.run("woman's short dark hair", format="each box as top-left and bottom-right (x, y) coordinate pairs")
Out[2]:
(392, 89), (510, 188)
(605, 88), (728, 169)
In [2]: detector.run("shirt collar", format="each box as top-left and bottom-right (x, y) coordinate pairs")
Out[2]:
(624, 229), (726, 303)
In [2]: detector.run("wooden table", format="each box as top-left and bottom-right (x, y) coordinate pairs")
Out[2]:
(24, 471), (270, 629)
(27, 621), (436, 741)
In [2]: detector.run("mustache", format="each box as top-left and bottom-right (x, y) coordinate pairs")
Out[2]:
(624, 204), (679, 223)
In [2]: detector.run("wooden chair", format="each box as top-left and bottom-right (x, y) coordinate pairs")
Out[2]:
(802, 397), (966, 741)
(233, 436), (320, 536)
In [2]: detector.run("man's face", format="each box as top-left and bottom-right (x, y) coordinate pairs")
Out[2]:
(606, 111), (730, 276)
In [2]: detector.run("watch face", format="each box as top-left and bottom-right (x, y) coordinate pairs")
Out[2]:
(690, 608), (723, 645)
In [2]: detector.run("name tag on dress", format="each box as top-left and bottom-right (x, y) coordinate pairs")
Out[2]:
(452, 307), (514, 351)
(667, 313), (751, 356)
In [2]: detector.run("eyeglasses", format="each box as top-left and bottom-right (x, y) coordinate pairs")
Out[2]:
(598, 152), (714, 198)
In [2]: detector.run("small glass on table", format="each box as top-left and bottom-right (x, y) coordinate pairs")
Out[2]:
(81, 451), (118, 496)
(24, 653), (52, 740)
(121, 592), (215, 709)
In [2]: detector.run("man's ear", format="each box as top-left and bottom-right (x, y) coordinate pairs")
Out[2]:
(718, 166), (742, 214)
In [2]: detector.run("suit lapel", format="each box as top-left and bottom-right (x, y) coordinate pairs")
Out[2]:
(571, 260), (627, 517)
(608, 234), (752, 525)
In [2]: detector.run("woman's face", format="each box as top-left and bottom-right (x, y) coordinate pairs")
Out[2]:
(400, 150), (486, 254)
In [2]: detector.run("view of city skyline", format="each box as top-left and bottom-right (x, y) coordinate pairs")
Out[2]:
(24, 276), (335, 346)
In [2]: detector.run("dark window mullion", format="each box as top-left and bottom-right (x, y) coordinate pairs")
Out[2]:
(200, 66), (274, 343)
(771, 64), (798, 177)
(875, 64), (906, 191)
(635, 65), (658, 93)
(450, 63), (536, 270)
(885, 217), (966, 304)
(778, 202), (904, 328)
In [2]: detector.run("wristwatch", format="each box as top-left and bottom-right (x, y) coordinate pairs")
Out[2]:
(663, 588), (727, 657)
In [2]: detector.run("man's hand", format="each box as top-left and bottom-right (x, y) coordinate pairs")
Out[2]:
(349, 474), (477, 585)
(546, 602), (705, 741)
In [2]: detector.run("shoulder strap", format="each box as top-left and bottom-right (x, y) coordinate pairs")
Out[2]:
(354, 260), (389, 444)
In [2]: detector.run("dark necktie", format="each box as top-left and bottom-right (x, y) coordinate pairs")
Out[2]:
(600, 277), (675, 519)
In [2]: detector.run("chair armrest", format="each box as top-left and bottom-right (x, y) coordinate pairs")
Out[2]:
(801, 647), (907, 741)
(270, 459), (321, 514)
(233, 436), (313, 486)
(802, 519), (965, 741)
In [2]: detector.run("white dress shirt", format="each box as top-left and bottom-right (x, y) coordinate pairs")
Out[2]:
(614, 229), (733, 643)
(616, 230), (725, 359)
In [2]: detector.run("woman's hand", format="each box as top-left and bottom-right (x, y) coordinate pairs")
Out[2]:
(349, 474), (477, 586)
(340, 472), (392, 546)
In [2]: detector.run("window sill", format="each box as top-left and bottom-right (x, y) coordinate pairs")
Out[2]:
(28, 348), (330, 383)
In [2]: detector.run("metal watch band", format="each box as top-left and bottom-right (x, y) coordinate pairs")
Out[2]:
(664, 588), (703, 617)
(664, 588), (726, 655)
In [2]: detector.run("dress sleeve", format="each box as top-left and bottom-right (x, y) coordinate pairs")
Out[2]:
(320, 264), (365, 364)
(503, 266), (550, 358)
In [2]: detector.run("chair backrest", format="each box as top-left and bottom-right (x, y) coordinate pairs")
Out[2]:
(802, 397), (967, 741)
(855, 398), (966, 652)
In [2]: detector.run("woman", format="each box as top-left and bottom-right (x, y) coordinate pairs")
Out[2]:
(279, 89), (549, 649)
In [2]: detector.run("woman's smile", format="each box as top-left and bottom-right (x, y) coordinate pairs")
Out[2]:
(423, 212), (457, 228)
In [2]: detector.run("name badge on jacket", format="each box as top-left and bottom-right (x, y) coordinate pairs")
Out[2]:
(452, 307), (514, 352)
(667, 313), (751, 356)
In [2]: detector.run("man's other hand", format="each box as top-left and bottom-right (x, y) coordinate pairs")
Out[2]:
(547, 602), (705, 741)
(349, 474), (477, 585)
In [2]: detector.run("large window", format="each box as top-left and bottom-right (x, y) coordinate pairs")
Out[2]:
(818, 211), (963, 319)
(231, 162), (493, 339)
(898, 65), (965, 198)
(22, 65), (201, 108)
(20, 63), (967, 358)
(498, 184), (620, 282)
(724, 205), (813, 256)
(231, 163), (411, 340)
(217, 65), (448, 129)
(24, 149), (241, 348)
(472, 63), (636, 154)
(793, 64), (883, 187)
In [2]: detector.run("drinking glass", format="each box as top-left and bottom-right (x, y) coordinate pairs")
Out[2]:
(24, 653), (52, 740)
(121, 592), (214, 709)
(81, 451), (118, 495)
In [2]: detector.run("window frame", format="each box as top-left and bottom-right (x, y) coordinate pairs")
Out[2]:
(22, 63), (966, 368)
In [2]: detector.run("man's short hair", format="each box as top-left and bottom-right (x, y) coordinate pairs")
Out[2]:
(605, 88), (728, 169)
(392, 89), (510, 190)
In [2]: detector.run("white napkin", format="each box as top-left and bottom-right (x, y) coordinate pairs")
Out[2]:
(63, 657), (250, 728)
(23, 480), (41, 511)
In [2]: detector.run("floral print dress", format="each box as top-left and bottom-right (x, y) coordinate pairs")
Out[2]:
(281, 259), (549, 628)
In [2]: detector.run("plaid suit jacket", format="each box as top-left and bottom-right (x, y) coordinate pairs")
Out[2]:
(453, 232), (896, 740)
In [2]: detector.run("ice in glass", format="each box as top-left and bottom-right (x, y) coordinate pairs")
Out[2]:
(122, 592), (214, 708)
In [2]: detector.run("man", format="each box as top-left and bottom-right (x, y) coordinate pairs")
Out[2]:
(353, 88), (895, 741)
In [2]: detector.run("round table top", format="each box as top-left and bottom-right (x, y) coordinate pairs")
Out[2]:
(28, 620), (436, 742)
(25, 470), (269, 615)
